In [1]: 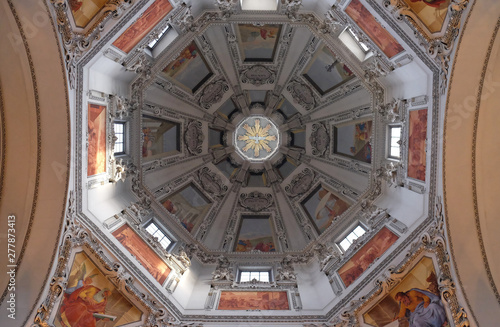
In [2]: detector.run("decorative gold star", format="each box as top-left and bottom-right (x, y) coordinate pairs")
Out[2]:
(237, 119), (277, 157)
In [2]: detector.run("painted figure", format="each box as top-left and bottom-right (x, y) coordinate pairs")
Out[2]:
(69, 0), (83, 11)
(59, 266), (113, 327)
(393, 288), (448, 327)
(409, 0), (447, 8)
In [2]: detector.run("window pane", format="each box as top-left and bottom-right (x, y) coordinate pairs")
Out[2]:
(339, 239), (351, 252)
(114, 144), (123, 153)
(390, 147), (400, 158)
(160, 237), (171, 249)
(259, 272), (269, 282)
(146, 223), (158, 234)
(353, 225), (366, 237)
(391, 127), (401, 136)
(145, 222), (171, 249)
(346, 232), (358, 244)
(240, 272), (250, 282)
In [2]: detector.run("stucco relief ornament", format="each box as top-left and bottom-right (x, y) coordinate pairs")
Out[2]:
(282, 0), (302, 20)
(240, 65), (276, 85)
(376, 161), (402, 187)
(110, 95), (133, 119)
(310, 123), (329, 156)
(197, 167), (228, 198)
(287, 79), (315, 110)
(174, 3), (196, 33)
(123, 53), (151, 77)
(184, 120), (204, 155)
(239, 191), (274, 212)
(378, 98), (402, 122)
(212, 255), (234, 282)
(215, 0), (237, 19)
(320, 7), (345, 34)
(198, 79), (229, 109)
(285, 168), (315, 198)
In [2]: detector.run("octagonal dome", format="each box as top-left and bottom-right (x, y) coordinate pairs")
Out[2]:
(3, 0), (496, 326)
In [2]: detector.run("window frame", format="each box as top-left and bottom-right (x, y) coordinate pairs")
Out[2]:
(113, 121), (126, 156)
(388, 125), (402, 160)
(337, 224), (367, 253)
(144, 219), (174, 251)
(237, 268), (273, 283)
(339, 27), (373, 62)
(147, 24), (171, 50)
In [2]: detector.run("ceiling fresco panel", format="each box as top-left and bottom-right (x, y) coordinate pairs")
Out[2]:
(161, 41), (213, 93)
(303, 45), (355, 95)
(160, 183), (212, 234)
(112, 0), (173, 53)
(235, 215), (277, 252)
(345, 0), (404, 58)
(112, 224), (172, 284)
(407, 108), (427, 181)
(301, 184), (351, 235)
(333, 120), (373, 164)
(87, 103), (107, 176)
(338, 227), (399, 288)
(237, 24), (282, 62)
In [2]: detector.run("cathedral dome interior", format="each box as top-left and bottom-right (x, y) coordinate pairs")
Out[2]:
(0, 0), (499, 326)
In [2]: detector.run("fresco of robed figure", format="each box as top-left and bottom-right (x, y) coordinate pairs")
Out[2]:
(363, 257), (448, 327)
(54, 252), (142, 327)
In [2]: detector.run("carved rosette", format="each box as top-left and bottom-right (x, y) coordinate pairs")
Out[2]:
(197, 167), (228, 198)
(239, 191), (274, 212)
(287, 79), (315, 110)
(285, 168), (315, 198)
(198, 79), (229, 109)
(240, 65), (276, 85)
(184, 120), (204, 155)
(310, 123), (329, 156)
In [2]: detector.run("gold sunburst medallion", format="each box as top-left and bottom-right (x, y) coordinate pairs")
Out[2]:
(237, 119), (277, 158)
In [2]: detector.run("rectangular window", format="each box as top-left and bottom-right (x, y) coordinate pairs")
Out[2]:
(338, 224), (366, 252)
(339, 27), (371, 61)
(348, 28), (370, 52)
(389, 126), (402, 159)
(240, 0), (278, 11)
(145, 221), (172, 249)
(239, 270), (270, 283)
(113, 122), (125, 155)
(148, 25), (170, 49)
